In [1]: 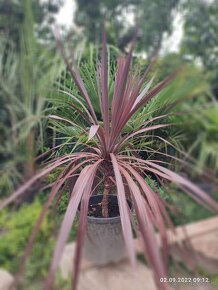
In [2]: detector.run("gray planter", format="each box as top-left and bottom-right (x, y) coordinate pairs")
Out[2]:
(83, 195), (127, 265)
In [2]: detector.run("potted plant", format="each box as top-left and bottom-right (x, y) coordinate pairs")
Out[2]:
(1, 32), (218, 290)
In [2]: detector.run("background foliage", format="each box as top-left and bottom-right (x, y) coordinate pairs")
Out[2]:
(0, 0), (218, 288)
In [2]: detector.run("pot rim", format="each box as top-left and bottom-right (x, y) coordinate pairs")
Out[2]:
(86, 214), (121, 223)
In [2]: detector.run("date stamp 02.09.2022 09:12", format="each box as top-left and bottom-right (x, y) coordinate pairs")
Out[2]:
(160, 276), (218, 287)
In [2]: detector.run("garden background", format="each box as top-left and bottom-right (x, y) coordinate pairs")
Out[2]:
(0, 0), (218, 289)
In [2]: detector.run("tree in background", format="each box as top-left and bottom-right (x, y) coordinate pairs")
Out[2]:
(0, 0), (63, 47)
(182, 0), (218, 96)
(137, 0), (180, 52)
(74, 0), (180, 52)
(74, 0), (129, 45)
(0, 0), (63, 193)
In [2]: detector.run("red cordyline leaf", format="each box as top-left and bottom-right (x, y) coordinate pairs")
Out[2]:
(109, 75), (177, 152)
(3, 28), (218, 290)
(0, 155), (72, 210)
(71, 172), (95, 290)
(111, 41), (135, 122)
(12, 159), (90, 287)
(150, 134), (218, 183)
(35, 143), (72, 162)
(118, 156), (218, 212)
(130, 71), (178, 118)
(100, 30), (110, 145)
(54, 27), (175, 155)
(119, 162), (170, 266)
(88, 125), (100, 141)
(111, 57), (124, 119)
(120, 166), (170, 290)
(69, 102), (93, 126)
(71, 177), (105, 290)
(53, 26), (98, 126)
(118, 53), (156, 122)
(109, 37), (138, 146)
(116, 123), (171, 151)
(45, 160), (101, 290)
(112, 71), (178, 147)
(110, 153), (136, 267)
(119, 155), (218, 226)
(49, 114), (89, 134)
(145, 160), (218, 212)
(110, 57), (126, 141)
(58, 89), (96, 125)
(132, 73), (156, 109)
(115, 113), (174, 152)
(134, 136), (216, 184)
(0, 153), (97, 210)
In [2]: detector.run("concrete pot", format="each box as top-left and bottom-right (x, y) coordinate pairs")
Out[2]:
(83, 195), (127, 265)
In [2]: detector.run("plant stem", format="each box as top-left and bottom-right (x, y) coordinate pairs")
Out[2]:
(102, 180), (110, 218)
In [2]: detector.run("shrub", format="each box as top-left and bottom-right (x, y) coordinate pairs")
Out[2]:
(0, 199), (54, 283)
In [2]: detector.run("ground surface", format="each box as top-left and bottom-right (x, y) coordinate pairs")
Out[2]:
(59, 216), (218, 290)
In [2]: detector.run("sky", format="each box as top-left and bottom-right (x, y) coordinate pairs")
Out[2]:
(56, 0), (184, 53)
(161, 12), (184, 53)
(55, 0), (76, 29)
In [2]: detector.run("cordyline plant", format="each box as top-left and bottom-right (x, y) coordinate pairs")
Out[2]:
(1, 31), (218, 290)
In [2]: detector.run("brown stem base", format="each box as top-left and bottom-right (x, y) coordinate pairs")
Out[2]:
(102, 185), (109, 218)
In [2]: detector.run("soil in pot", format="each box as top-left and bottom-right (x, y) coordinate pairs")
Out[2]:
(87, 195), (120, 218)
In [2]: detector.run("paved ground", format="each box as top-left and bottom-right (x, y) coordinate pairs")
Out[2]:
(59, 216), (218, 290)
(1, 217), (217, 290)
(0, 269), (14, 290)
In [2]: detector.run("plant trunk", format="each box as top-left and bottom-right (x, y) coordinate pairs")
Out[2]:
(102, 180), (110, 218)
